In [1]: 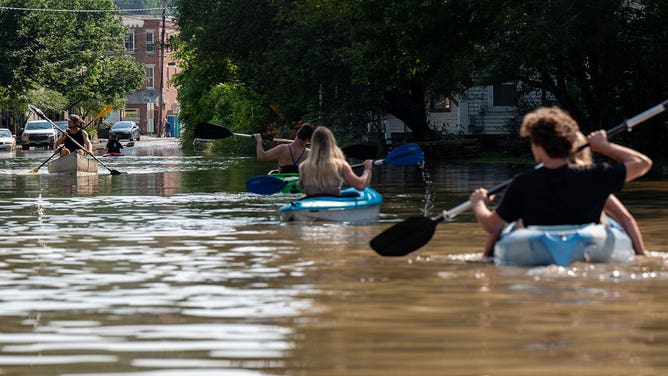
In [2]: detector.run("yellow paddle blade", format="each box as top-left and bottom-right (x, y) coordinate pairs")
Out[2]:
(94, 105), (113, 120)
(29, 167), (39, 173)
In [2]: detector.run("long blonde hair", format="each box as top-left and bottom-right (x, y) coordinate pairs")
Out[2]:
(569, 131), (592, 166)
(299, 126), (346, 191)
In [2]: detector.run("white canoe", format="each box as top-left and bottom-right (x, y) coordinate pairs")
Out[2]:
(494, 219), (634, 267)
(278, 187), (383, 222)
(48, 152), (99, 175)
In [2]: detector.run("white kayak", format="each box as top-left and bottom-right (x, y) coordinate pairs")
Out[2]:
(278, 187), (383, 222)
(48, 152), (99, 175)
(494, 219), (634, 267)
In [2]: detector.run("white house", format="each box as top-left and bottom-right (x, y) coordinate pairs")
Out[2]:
(382, 83), (520, 142)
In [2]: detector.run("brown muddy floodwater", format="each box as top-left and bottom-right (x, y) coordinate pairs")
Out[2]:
(0, 139), (667, 375)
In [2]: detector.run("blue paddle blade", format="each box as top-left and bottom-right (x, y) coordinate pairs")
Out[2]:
(384, 143), (424, 166)
(246, 175), (290, 195)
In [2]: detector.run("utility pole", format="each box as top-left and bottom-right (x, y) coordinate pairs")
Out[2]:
(157, 0), (166, 136)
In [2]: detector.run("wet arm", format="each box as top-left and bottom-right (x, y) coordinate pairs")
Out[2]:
(341, 160), (372, 191)
(588, 130), (652, 181)
(254, 134), (281, 161)
(604, 195), (646, 255)
(83, 131), (93, 153)
(470, 188), (507, 234)
(54, 133), (66, 149)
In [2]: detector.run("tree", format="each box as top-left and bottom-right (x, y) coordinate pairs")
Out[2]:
(0, 0), (144, 118)
(479, 0), (668, 155)
(174, 0), (494, 142)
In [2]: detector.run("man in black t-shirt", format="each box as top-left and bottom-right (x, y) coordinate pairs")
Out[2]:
(469, 107), (652, 257)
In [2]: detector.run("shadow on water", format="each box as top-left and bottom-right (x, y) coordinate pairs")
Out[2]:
(0, 143), (668, 375)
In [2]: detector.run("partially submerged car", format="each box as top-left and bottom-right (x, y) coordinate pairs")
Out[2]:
(110, 121), (141, 141)
(0, 128), (16, 151)
(20, 120), (60, 150)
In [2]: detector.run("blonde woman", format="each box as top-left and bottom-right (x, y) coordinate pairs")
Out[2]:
(299, 126), (374, 196)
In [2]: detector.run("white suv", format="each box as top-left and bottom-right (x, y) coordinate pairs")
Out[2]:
(20, 120), (61, 150)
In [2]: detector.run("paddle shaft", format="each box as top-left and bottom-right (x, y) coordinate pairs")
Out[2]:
(439, 99), (668, 221)
(28, 105), (121, 175)
(238, 132), (294, 143)
(83, 104), (113, 128)
(193, 122), (296, 143)
(31, 145), (64, 172)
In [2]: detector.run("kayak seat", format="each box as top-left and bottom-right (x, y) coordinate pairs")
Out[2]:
(536, 232), (582, 267)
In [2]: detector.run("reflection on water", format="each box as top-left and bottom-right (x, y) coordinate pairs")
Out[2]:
(1, 142), (668, 375)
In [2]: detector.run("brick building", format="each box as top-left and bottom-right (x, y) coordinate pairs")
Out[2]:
(116, 15), (180, 136)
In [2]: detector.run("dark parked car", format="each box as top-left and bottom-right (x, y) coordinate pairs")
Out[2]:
(110, 121), (141, 141)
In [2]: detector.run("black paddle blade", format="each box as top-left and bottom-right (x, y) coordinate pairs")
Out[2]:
(109, 169), (122, 176)
(194, 122), (233, 140)
(370, 216), (439, 257)
(342, 143), (378, 160)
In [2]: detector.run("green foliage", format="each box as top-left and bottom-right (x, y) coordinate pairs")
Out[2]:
(173, 0), (668, 155)
(113, 0), (160, 9)
(479, 0), (668, 155)
(206, 82), (270, 154)
(0, 0), (144, 117)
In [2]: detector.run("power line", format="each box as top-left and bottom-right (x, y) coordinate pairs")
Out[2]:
(0, 6), (172, 13)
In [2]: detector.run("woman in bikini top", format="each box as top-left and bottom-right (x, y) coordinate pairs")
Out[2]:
(254, 123), (314, 173)
(277, 145), (306, 173)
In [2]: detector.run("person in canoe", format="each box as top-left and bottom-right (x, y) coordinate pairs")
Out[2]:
(104, 133), (124, 156)
(298, 126), (374, 196)
(54, 114), (93, 156)
(469, 106), (652, 259)
(254, 123), (315, 173)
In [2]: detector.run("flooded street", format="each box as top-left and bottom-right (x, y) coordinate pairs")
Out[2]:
(1, 139), (668, 375)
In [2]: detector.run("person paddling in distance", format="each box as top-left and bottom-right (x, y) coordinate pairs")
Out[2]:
(298, 126), (374, 196)
(254, 123), (315, 173)
(469, 107), (652, 259)
(54, 114), (94, 156)
(105, 133), (124, 155)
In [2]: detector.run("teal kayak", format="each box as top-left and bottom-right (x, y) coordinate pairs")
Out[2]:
(278, 187), (383, 222)
(267, 170), (302, 194)
(494, 219), (634, 266)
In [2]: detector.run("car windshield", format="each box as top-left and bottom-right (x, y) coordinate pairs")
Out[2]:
(0, 129), (11, 137)
(26, 121), (52, 130)
(112, 123), (132, 129)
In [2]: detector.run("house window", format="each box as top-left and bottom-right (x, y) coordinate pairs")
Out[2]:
(493, 83), (517, 107)
(125, 31), (135, 52)
(430, 96), (451, 112)
(145, 65), (155, 89)
(146, 31), (155, 53)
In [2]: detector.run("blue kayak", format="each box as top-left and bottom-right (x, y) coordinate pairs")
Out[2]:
(278, 187), (383, 222)
(494, 219), (634, 267)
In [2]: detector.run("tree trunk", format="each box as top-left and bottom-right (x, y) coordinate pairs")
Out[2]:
(381, 79), (438, 141)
